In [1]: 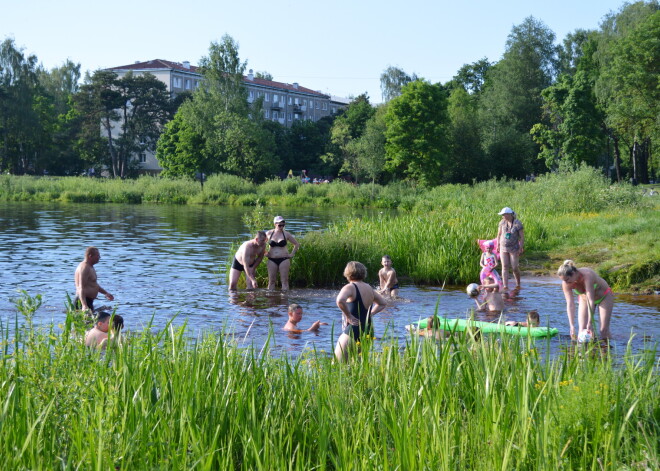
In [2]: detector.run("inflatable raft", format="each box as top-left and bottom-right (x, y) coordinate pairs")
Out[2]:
(406, 316), (559, 338)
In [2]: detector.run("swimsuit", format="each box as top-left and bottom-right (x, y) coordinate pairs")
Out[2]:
(268, 257), (289, 266)
(573, 284), (613, 305)
(74, 296), (95, 311)
(268, 231), (289, 266)
(343, 282), (373, 341)
(479, 253), (503, 288)
(231, 257), (256, 272)
(390, 283), (399, 292)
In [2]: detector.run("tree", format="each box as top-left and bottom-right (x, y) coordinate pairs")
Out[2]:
(479, 16), (560, 177)
(353, 104), (388, 184)
(255, 71), (273, 81)
(446, 87), (486, 183)
(384, 80), (450, 186)
(155, 111), (208, 179)
(380, 66), (417, 102)
(450, 58), (492, 94)
(75, 70), (172, 178)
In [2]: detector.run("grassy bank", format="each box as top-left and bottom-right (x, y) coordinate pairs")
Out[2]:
(1, 294), (658, 470)
(287, 169), (659, 291)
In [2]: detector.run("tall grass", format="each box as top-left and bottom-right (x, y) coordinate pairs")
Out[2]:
(1, 292), (657, 470)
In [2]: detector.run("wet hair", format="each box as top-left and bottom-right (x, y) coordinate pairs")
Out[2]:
(112, 314), (124, 331)
(527, 310), (540, 327)
(95, 311), (111, 324)
(343, 261), (367, 281)
(288, 303), (302, 314)
(557, 260), (578, 278)
(85, 246), (99, 258)
(382, 255), (392, 261)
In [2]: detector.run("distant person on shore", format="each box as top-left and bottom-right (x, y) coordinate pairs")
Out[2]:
(266, 216), (300, 291)
(229, 231), (268, 290)
(378, 255), (399, 297)
(475, 276), (504, 313)
(74, 246), (114, 312)
(283, 304), (327, 333)
(495, 207), (524, 290)
(335, 261), (387, 362)
(557, 260), (614, 340)
(506, 310), (540, 327)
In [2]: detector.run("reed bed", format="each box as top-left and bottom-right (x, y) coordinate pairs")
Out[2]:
(1, 293), (658, 470)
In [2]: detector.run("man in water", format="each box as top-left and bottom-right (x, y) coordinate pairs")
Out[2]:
(229, 231), (268, 290)
(74, 246), (114, 312)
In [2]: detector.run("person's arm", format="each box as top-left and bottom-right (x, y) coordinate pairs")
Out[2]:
(243, 245), (260, 288)
(98, 285), (114, 301)
(582, 272), (596, 335)
(336, 285), (359, 326)
(286, 232), (300, 258)
(370, 290), (388, 315)
(384, 271), (397, 290)
(562, 282), (576, 338)
(479, 253), (486, 268)
(307, 320), (321, 331)
(378, 269), (386, 291)
(495, 224), (503, 253)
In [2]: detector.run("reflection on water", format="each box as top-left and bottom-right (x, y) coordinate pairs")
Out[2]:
(1, 202), (658, 357)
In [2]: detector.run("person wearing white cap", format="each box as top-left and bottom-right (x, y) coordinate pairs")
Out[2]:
(265, 216), (300, 290)
(495, 207), (524, 290)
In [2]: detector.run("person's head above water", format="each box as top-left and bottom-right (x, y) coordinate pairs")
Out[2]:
(343, 261), (367, 281)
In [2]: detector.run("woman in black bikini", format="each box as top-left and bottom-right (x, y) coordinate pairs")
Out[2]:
(265, 216), (300, 290)
(334, 261), (387, 362)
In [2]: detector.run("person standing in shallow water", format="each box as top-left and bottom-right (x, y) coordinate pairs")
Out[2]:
(495, 207), (524, 290)
(229, 231), (267, 290)
(74, 246), (114, 312)
(265, 216), (300, 291)
(557, 260), (614, 340)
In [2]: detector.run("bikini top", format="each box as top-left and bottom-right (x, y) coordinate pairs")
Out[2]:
(572, 283), (598, 296)
(268, 231), (287, 247)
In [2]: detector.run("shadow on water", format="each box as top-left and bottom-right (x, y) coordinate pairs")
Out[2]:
(0, 201), (658, 358)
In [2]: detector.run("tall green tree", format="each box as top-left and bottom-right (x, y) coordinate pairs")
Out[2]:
(384, 80), (450, 186)
(446, 87), (486, 182)
(75, 70), (172, 178)
(380, 66), (417, 102)
(352, 104), (388, 184)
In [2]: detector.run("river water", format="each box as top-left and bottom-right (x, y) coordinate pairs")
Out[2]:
(1, 202), (658, 357)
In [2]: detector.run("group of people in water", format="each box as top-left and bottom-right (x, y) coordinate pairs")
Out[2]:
(75, 206), (615, 355)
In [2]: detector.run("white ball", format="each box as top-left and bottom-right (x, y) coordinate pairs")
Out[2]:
(466, 283), (480, 297)
(577, 329), (592, 343)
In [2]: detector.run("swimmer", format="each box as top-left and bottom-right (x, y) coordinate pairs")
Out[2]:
(74, 246), (114, 312)
(378, 255), (399, 297)
(229, 231), (268, 290)
(475, 276), (504, 313)
(505, 310), (540, 327)
(282, 304), (327, 333)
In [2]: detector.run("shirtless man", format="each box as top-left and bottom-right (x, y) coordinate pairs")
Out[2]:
(74, 246), (114, 312)
(228, 231), (267, 290)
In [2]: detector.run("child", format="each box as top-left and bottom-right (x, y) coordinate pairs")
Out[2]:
(84, 311), (111, 348)
(479, 241), (502, 288)
(475, 276), (504, 313)
(283, 304), (327, 333)
(505, 310), (540, 327)
(378, 255), (399, 297)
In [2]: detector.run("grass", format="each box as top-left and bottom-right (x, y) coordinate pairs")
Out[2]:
(1, 292), (658, 470)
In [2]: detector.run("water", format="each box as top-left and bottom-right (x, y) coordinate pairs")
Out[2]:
(1, 202), (658, 356)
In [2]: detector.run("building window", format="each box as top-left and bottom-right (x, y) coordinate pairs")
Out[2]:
(322, 102), (328, 110)
(309, 100), (313, 109)
(265, 109), (270, 118)
(332, 107), (337, 113)
(139, 153), (147, 163)
(303, 99), (307, 107)
(265, 92), (270, 102)
(317, 101), (320, 109)
(273, 94), (278, 103)
(294, 97), (300, 105)
(288, 113), (292, 121)
(249, 90), (254, 99)
(173, 77), (182, 88)
(288, 97), (292, 105)
(273, 111), (278, 119)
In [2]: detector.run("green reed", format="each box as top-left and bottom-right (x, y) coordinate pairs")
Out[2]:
(1, 292), (657, 470)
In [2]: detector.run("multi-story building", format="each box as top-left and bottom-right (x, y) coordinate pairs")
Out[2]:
(106, 59), (344, 173)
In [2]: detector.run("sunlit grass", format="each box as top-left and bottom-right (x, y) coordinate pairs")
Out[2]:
(1, 292), (657, 470)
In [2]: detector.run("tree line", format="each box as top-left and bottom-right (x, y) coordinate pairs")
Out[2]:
(1, 1), (657, 183)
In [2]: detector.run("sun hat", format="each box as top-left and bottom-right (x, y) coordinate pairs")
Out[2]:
(498, 207), (514, 215)
(273, 216), (285, 224)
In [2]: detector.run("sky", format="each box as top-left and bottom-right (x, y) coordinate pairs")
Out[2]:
(2, 0), (630, 103)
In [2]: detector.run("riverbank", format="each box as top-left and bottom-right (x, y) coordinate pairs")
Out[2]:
(2, 298), (657, 470)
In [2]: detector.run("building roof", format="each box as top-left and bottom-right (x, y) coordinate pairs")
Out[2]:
(107, 59), (329, 97)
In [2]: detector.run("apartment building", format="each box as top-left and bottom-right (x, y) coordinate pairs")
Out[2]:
(106, 59), (344, 173)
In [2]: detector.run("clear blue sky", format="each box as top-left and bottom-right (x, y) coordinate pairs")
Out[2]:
(2, 0), (628, 103)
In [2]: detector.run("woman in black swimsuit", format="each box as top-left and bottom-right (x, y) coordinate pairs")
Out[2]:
(334, 261), (387, 362)
(265, 216), (300, 290)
